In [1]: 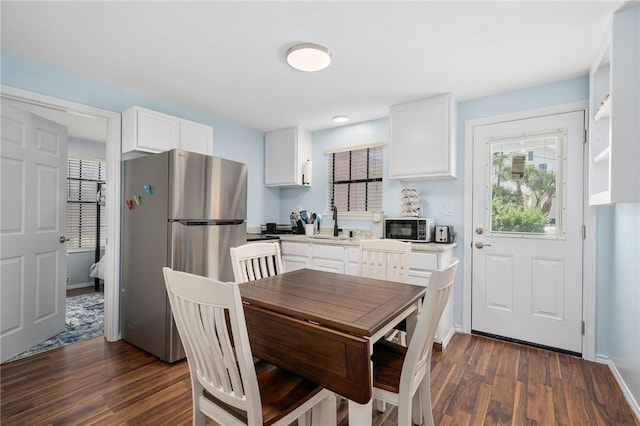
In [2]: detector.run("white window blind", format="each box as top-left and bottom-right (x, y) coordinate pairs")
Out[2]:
(328, 144), (383, 212)
(67, 157), (106, 251)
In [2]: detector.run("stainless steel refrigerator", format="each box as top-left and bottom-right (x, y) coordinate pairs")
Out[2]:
(122, 149), (247, 362)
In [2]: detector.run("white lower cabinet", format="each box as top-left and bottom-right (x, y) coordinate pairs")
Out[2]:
(345, 247), (360, 276)
(281, 241), (310, 272)
(408, 251), (455, 347)
(280, 240), (456, 348)
(311, 244), (345, 274)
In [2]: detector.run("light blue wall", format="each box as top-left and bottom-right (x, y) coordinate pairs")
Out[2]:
(608, 204), (640, 405)
(67, 250), (103, 286)
(0, 51), (274, 228)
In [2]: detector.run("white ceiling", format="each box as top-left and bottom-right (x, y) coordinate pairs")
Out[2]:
(0, 1), (629, 134)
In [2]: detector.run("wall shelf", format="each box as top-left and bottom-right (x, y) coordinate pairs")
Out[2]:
(588, 7), (640, 205)
(593, 97), (611, 122)
(592, 146), (610, 164)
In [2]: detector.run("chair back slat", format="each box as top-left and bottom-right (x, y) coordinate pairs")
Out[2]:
(163, 268), (262, 420)
(400, 258), (459, 396)
(358, 239), (412, 283)
(231, 242), (284, 284)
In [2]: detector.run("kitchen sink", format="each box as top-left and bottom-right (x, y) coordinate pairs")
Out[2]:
(310, 235), (351, 240)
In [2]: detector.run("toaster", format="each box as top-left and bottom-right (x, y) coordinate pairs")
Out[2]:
(434, 225), (454, 243)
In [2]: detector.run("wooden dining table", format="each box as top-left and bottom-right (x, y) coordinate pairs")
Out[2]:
(239, 268), (426, 425)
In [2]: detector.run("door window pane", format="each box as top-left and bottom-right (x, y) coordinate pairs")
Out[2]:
(488, 131), (565, 238)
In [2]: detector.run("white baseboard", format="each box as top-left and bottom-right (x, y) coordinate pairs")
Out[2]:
(596, 354), (640, 422)
(66, 281), (94, 290)
(440, 325), (457, 350)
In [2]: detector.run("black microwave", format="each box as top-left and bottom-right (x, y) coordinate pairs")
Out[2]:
(384, 218), (434, 242)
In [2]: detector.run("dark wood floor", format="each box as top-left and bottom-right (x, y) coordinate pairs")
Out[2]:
(2, 333), (637, 425)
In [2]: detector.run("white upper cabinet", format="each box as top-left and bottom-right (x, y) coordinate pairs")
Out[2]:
(389, 93), (456, 180)
(589, 6), (640, 205)
(180, 118), (213, 156)
(264, 127), (312, 187)
(122, 106), (213, 156)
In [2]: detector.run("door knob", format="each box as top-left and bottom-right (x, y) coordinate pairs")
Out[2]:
(475, 241), (492, 249)
(475, 227), (484, 234)
(59, 236), (69, 243)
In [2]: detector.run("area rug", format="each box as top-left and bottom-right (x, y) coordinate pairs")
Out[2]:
(7, 292), (104, 362)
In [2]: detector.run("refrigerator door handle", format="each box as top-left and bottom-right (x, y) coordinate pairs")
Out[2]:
(172, 219), (244, 226)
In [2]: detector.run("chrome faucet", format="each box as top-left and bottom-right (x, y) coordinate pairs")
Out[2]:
(333, 205), (339, 237)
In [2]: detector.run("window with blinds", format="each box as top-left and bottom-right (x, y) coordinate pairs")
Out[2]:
(67, 157), (106, 251)
(328, 144), (383, 213)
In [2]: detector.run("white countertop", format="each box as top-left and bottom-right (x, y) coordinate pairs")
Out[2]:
(274, 234), (457, 253)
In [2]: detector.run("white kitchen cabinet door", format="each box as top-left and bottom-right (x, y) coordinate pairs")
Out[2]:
(281, 241), (310, 272)
(122, 106), (213, 156)
(310, 244), (345, 274)
(180, 119), (213, 156)
(409, 250), (454, 348)
(312, 258), (345, 274)
(389, 93), (456, 180)
(283, 256), (309, 272)
(345, 247), (360, 276)
(122, 106), (180, 154)
(264, 127), (311, 187)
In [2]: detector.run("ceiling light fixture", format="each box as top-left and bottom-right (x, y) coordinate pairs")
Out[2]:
(333, 115), (349, 123)
(286, 43), (332, 72)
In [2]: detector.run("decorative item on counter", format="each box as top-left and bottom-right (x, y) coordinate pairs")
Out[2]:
(401, 188), (421, 217)
(144, 184), (153, 195)
(133, 195), (142, 206)
(125, 199), (134, 210)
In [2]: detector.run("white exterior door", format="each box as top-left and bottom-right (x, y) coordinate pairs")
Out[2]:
(471, 110), (584, 354)
(1, 102), (68, 362)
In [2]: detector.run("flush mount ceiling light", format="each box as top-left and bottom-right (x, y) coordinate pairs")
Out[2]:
(286, 43), (332, 72)
(333, 115), (349, 123)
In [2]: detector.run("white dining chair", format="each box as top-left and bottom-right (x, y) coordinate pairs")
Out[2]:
(230, 241), (284, 284)
(162, 267), (336, 426)
(358, 239), (413, 344)
(358, 239), (412, 284)
(370, 258), (459, 426)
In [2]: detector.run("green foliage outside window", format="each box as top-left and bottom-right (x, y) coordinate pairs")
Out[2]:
(491, 153), (556, 234)
(492, 194), (547, 233)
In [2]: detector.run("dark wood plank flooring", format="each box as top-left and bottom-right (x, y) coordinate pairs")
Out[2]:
(2, 333), (637, 425)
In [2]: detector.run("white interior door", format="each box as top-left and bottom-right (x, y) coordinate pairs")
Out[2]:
(1, 102), (68, 362)
(471, 110), (584, 354)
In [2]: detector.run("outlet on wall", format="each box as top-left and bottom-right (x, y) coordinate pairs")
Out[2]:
(445, 203), (454, 216)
